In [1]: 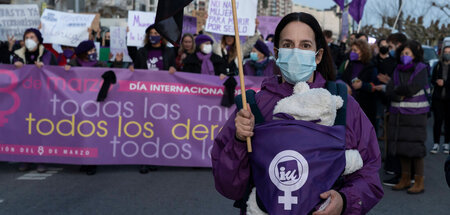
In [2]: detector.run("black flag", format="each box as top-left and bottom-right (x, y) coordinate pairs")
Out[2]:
(154, 0), (194, 46)
(97, 71), (117, 102)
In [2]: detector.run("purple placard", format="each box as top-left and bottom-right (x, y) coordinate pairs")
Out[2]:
(257, 16), (282, 39)
(182, 15), (198, 35)
(0, 65), (264, 167)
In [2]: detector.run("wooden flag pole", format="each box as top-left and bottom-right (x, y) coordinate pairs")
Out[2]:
(231, 0), (252, 153)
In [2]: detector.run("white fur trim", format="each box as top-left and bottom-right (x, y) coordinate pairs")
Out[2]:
(246, 188), (268, 215)
(293, 82), (310, 94)
(343, 149), (363, 175)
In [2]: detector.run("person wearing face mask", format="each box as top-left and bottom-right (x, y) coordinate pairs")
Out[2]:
(339, 39), (378, 129)
(430, 46), (450, 154)
(12, 28), (57, 68)
(386, 33), (407, 59)
(175, 34), (196, 71)
(65, 40), (124, 71)
(213, 19), (261, 76)
(182, 34), (226, 75)
(103, 31), (110, 47)
(243, 40), (276, 76)
(127, 24), (176, 74)
(385, 40), (430, 194)
(212, 12), (382, 214)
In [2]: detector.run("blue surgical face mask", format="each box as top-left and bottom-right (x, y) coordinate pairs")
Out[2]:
(389, 49), (396, 57)
(250, 52), (259, 61)
(276, 48), (317, 84)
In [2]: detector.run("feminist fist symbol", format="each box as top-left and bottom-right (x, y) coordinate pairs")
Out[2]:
(0, 70), (21, 127)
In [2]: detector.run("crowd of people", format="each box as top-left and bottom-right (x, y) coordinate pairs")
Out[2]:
(1, 10), (450, 214)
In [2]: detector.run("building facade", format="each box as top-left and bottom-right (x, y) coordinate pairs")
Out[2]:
(257, 0), (292, 17)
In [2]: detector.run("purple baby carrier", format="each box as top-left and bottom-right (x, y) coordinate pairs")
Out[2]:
(235, 82), (348, 214)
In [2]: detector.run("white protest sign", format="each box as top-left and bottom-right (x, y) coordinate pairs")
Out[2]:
(127, 11), (156, 47)
(110, 26), (132, 62)
(0, 4), (40, 41)
(205, 0), (257, 36)
(40, 9), (95, 47)
(94, 42), (100, 60)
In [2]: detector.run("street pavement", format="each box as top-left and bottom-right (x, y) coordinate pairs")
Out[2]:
(1, 120), (450, 215)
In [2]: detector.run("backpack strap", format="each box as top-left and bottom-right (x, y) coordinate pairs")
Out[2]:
(326, 81), (348, 126)
(235, 90), (265, 124)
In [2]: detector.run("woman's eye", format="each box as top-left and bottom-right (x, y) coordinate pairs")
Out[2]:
(282, 44), (290, 48)
(302, 44), (311, 49)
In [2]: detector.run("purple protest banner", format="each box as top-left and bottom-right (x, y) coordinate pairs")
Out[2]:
(257, 16), (282, 39)
(0, 65), (264, 166)
(182, 15), (198, 35)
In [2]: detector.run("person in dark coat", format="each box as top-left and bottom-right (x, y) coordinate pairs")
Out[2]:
(339, 39), (378, 128)
(386, 40), (429, 194)
(243, 40), (276, 77)
(65, 40), (123, 70)
(65, 40), (122, 175)
(12, 28), (57, 68)
(323, 30), (345, 70)
(175, 33), (196, 71)
(127, 24), (176, 73)
(430, 46), (450, 154)
(182, 34), (226, 76)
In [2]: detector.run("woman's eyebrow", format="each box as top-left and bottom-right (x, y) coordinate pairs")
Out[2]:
(280, 39), (294, 44)
(300, 40), (313, 43)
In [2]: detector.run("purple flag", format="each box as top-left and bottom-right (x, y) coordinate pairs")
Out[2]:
(349, 0), (367, 23)
(250, 114), (346, 214)
(333, 0), (345, 10)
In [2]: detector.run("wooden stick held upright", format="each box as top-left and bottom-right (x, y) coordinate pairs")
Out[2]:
(231, 0), (252, 153)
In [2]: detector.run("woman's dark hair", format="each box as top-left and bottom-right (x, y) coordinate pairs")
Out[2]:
(396, 40), (424, 64)
(376, 38), (386, 48)
(273, 12), (335, 81)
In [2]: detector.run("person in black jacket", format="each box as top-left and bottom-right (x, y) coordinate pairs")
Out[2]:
(127, 24), (176, 73)
(430, 46), (450, 154)
(183, 34), (226, 77)
(323, 30), (345, 70)
(339, 38), (378, 128)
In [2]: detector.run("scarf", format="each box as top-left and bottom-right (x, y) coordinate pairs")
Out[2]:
(252, 58), (269, 76)
(76, 58), (98, 67)
(396, 62), (414, 72)
(196, 52), (214, 75)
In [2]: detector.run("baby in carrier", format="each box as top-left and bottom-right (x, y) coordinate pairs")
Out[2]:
(247, 82), (364, 215)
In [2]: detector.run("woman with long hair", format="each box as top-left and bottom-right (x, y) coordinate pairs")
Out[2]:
(212, 12), (383, 214)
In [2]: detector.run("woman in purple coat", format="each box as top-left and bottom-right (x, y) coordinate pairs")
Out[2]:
(243, 40), (276, 77)
(212, 13), (383, 215)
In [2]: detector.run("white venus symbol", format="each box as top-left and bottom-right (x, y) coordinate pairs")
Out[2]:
(268, 150), (309, 210)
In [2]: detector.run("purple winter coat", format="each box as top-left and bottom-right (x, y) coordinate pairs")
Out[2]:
(243, 58), (277, 77)
(212, 71), (384, 214)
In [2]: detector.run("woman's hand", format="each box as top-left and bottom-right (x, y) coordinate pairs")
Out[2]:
(14, 61), (23, 68)
(373, 85), (384, 91)
(115, 52), (124, 62)
(437, 79), (444, 87)
(169, 66), (176, 74)
(312, 190), (344, 215)
(129, 65), (135, 72)
(7, 35), (15, 52)
(35, 61), (44, 69)
(219, 73), (227, 80)
(235, 104), (255, 142)
(64, 65), (71, 71)
(377, 73), (390, 84)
